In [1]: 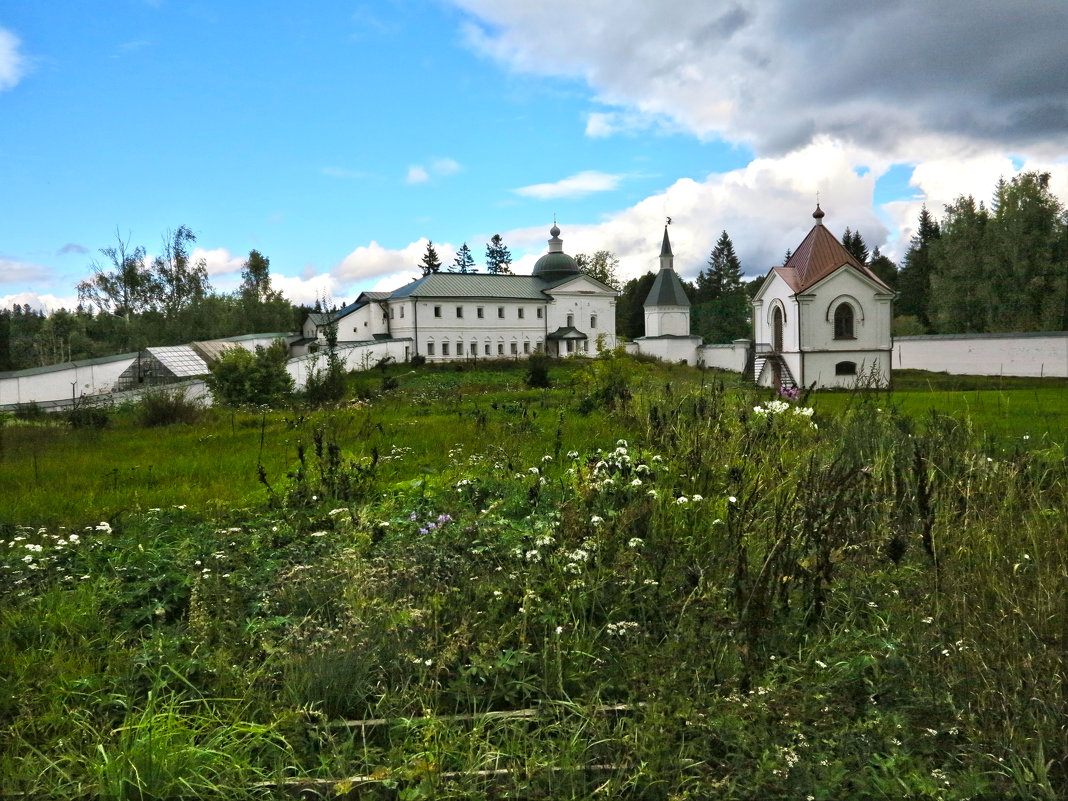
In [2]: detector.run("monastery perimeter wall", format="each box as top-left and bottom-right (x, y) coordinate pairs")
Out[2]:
(893, 331), (1067, 378)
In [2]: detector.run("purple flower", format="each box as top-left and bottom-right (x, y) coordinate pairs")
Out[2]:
(409, 513), (418, 521)
(427, 522), (437, 530)
(419, 527), (429, 535)
(437, 514), (452, 524)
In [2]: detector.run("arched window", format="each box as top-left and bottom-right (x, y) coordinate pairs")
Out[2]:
(835, 360), (857, 376)
(772, 306), (784, 352)
(834, 303), (855, 339)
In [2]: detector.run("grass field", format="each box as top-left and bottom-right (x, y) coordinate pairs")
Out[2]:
(1, 358), (1065, 799)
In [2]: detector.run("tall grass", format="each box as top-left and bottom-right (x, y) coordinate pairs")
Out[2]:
(1, 359), (1065, 798)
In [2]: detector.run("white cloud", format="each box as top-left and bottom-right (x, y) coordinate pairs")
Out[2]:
(515, 170), (625, 200)
(333, 238), (459, 288)
(191, 247), (245, 277)
(499, 139), (888, 283)
(407, 158), (462, 184)
(270, 272), (341, 307)
(0, 257), (51, 285)
(2, 291), (79, 314)
(0, 27), (25, 92)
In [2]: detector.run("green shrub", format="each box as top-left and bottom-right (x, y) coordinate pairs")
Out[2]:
(303, 351), (346, 407)
(65, 401), (110, 430)
(137, 385), (206, 427)
(207, 341), (294, 407)
(524, 352), (552, 388)
(410, 353), (426, 367)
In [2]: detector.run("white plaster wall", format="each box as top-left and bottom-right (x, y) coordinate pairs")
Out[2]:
(547, 279), (617, 350)
(805, 351), (890, 388)
(752, 273), (800, 352)
(797, 270), (892, 352)
(644, 306), (689, 337)
(286, 339), (414, 388)
(390, 298), (549, 360)
(634, 336), (701, 364)
(0, 355), (137, 406)
(894, 333), (1068, 377)
(699, 340), (750, 372)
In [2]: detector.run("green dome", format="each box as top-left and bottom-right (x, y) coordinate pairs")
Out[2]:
(532, 223), (581, 279)
(532, 251), (580, 278)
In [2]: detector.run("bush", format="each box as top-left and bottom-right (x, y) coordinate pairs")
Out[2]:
(207, 341), (294, 407)
(410, 353), (426, 367)
(13, 401), (45, 421)
(303, 351), (346, 407)
(66, 401), (110, 430)
(138, 386), (206, 427)
(524, 353), (552, 388)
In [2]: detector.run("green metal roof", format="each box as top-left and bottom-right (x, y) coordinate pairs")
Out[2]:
(644, 267), (691, 308)
(390, 273), (552, 301)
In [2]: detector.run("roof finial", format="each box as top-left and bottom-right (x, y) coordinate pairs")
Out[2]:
(813, 193), (825, 225)
(666, 216), (672, 225)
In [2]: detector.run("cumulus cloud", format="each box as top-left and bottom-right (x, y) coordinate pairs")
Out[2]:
(515, 170), (624, 199)
(270, 272), (342, 307)
(453, 0), (1068, 158)
(407, 165), (430, 184)
(0, 26), (25, 92)
(333, 238), (459, 288)
(190, 247), (246, 277)
(0, 257), (51, 285)
(501, 139), (888, 283)
(1, 291), (79, 314)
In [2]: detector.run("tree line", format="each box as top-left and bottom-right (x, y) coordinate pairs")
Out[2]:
(0, 226), (300, 371)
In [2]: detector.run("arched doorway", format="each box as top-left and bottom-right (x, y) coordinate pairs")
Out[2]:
(772, 307), (783, 352)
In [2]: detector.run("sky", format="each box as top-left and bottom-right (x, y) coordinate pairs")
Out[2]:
(2, 0), (1067, 313)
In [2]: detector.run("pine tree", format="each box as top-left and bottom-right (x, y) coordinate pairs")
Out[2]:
(452, 242), (476, 273)
(897, 205), (940, 328)
(693, 231), (749, 342)
(419, 241), (442, 275)
(697, 231), (743, 301)
(868, 246), (898, 289)
(842, 227), (870, 265)
(485, 234), (513, 275)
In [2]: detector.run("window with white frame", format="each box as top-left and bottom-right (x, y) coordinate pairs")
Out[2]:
(456, 306), (463, 318)
(427, 342), (435, 356)
(434, 305), (442, 318)
(442, 342), (450, 356)
(518, 307), (525, 319)
(477, 307), (484, 319)
(498, 306), (505, 319)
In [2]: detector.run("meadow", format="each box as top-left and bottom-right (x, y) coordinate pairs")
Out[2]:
(1, 356), (1065, 799)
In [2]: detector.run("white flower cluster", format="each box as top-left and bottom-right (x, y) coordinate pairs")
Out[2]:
(753, 399), (816, 428)
(606, 620), (641, 636)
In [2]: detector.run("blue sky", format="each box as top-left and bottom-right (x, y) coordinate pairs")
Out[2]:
(2, 1), (1067, 311)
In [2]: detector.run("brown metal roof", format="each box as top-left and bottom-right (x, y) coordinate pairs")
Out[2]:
(777, 220), (891, 293)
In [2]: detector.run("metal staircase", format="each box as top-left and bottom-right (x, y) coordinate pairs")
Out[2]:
(752, 351), (798, 390)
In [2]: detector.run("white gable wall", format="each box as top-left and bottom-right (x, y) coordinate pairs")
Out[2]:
(546, 276), (617, 351)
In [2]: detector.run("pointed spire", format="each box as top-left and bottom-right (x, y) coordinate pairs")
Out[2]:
(659, 226), (674, 271)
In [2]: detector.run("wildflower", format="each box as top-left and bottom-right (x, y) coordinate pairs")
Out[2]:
(590, 515), (604, 525)
(628, 537), (644, 548)
(542, 455), (553, 463)
(310, 531), (327, 537)
(534, 534), (554, 547)
(921, 616), (934, 624)
(676, 496), (689, 505)
(525, 549), (542, 563)
(630, 478), (642, 487)
(691, 493), (703, 502)
(419, 528), (429, 535)
(555, 626), (563, 635)
(647, 489), (658, 498)
(815, 660), (827, 668)
(410, 512), (418, 521)
(95, 522), (112, 534)
(728, 496), (737, 504)
(528, 467), (540, 475)
(567, 548), (589, 563)
(616, 439), (628, 448)
(567, 450), (579, 459)
(651, 455), (662, 462)
(424, 658), (433, 666)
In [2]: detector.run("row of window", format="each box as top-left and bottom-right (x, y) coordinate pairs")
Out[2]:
(385, 304), (600, 329)
(427, 340), (540, 357)
(432, 305), (544, 321)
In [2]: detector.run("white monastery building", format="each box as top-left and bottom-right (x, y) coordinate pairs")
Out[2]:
(299, 224), (617, 361)
(750, 205), (895, 389)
